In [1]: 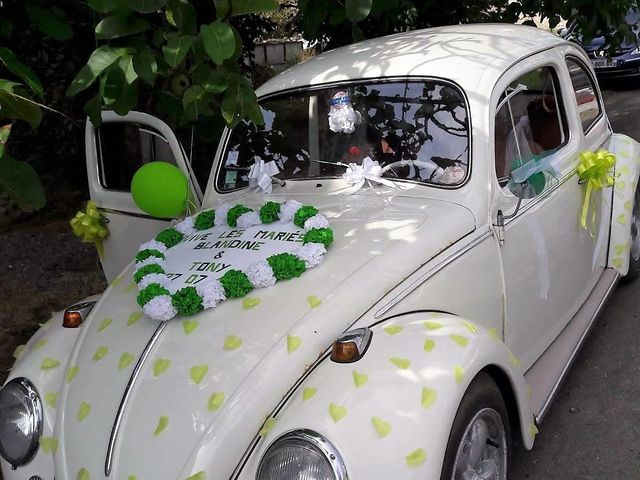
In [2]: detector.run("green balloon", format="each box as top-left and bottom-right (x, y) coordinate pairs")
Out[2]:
(131, 162), (188, 218)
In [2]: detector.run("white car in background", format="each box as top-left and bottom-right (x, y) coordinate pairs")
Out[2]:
(1, 24), (639, 480)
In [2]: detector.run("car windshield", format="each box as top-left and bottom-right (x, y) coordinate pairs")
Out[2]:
(216, 79), (470, 191)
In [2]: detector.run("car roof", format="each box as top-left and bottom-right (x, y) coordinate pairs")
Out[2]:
(256, 23), (567, 99)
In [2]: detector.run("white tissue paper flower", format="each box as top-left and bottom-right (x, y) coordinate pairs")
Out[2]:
(245, 260), (277, 288)
(236, 211), (262, 228)
(135, 257), (167, 271)
(196, 279), (227, 309)
(143, 295), (177, 321)
(174, 216), (196, 236)
(139, 239), (168, 254)
(279, 199), (303, 222)
(303, 214), (329, 231)
(138, 272), (170, 289)
(294, 242), (327, 268)
(214, 204), (232, 226)
(328, 91), (360, 134)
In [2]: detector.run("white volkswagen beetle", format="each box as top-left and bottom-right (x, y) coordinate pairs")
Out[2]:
(2, 24), (639, 480)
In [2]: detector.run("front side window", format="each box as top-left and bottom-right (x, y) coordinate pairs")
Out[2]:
(494, 66), (567, 196)
(216, 80), (470, 191)
(97, 122), (178, 191)
(566, 58), (602, 133)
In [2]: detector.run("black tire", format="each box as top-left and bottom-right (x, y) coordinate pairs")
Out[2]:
(623, 183), (640, 284)
(440, 372), (511, 480)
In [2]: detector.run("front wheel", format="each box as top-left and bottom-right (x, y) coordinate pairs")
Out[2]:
(623, 183), (640, 283)
(440, 373), (510, 480)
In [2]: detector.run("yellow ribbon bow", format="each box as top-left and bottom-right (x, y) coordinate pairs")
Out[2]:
(577, 149), (616, 230)
(70, 200), (109, 259)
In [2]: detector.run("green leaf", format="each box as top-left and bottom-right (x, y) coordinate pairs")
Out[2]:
(203, 69), (228, 94)
(87, 0), (120, 13)
(156, 90), (183, 120)
(166, 0), (197, 35)
(0, 155), (45, 211)
(127, 0), (167, 14)
(25, 3), (73, 41)
(96, 15), (150, 40)
(0, 90), (42, 128)
(216, 0), (278, 17)
(221, 77), (263, 126)
(118, 55), (138, 84)
(101, 67), (138, 115)
(67, 46), (129, 96)
(162, 34), (193, 68)
(133, 47), (157, 84)
(0, 124), (11, 158)
(200, 22), (235, 65)
(345, 0), (372, 22)
(84, 95), (102, 126)
(0, 47), (43, 98)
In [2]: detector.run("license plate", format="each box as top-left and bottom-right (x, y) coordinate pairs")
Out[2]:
(591, 58), (617, 69)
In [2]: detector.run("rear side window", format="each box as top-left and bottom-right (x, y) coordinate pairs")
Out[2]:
(566, 58), (602, 133)
(97, 122), (178, 191)
(494, 66), (567, 196)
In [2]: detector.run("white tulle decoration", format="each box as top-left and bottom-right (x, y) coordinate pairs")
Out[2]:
(139, 239), (167, 254)
(143, 295), (177, 321)
(135, 257), (166, 270)
(294, 242), (326, 268)
(328, 91), (359, 134)
(245, 260), (277, 288)
(138, 273), (170, 289)
(174, 216), (196, 236)
(196, 280), (227, 309)
(214, 204), (232, 226)
(304, 214), (329, 231)
(236, 211), (262, 228)
(279, 199), (302, 222)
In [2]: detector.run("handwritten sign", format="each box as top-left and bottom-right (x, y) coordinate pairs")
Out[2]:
(163, 221), (305, 293)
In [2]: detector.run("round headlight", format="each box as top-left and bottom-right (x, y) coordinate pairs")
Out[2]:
(0, 378), (43, 468)
(257, 429), (347, 480)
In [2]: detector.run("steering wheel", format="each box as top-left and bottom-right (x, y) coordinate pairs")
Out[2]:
(381, 159), (436, 175)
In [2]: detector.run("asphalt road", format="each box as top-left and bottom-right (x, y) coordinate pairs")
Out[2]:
(510, 79), (640, 479)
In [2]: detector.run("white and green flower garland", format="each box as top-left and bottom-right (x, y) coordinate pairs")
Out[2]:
(133, 199), (334, 321)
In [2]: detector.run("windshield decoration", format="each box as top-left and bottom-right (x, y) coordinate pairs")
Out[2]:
(248, 159), (280, 194)
(328, 90), (361, 134)
(131, 200), (334, 321)
(341, 157), (395, 195)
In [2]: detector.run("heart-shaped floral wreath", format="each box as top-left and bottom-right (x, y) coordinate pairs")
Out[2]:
(132, 199), (334, 321)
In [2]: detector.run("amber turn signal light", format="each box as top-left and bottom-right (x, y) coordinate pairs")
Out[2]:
(330, 327), (373, 363)
(62, 301), (97, 328)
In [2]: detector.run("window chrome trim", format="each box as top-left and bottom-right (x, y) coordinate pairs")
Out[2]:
(213, 75), (473, 194)
(257, 429), (348, 480)
(564, 55), (605, 136)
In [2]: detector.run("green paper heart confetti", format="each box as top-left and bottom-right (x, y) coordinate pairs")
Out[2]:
(77, 467), (90, 480)
(190, 364), (209, 384)
(421, 387), (437, 410)
(182, 320), (199, 334)
(223, 335), (242, 351)
(207, 392), (225, 411)
(153, 358), (171, 377)
(93, 346), (108, 361)
(302, 387), (317, 401)
(77, 401), (91, 422)
(119, 352), (134, 370)
(450, 334), (469, 347)
(98, 318), (112, 332)
(389, 357), (411, 370)
(384, 325), (403, 335)
(41, 357), (60, 369)
(154, 415), (169, 436)
(307, 295), (322, 308)
(44, 391), (58, 408)
(259, 417), (277, 436)
(287, 334), (302, 354)
(371, 416), (392, 438)
(423, 339), (436, 352)
(405, 448), (427, 467)
(329, 403), (347, 422)
(242, 297), (261, 310)
(39, 436), (59, 454)
(127, 311), (143, 326)
(66, 365), (79, 383)
(352, 370), (368, 388)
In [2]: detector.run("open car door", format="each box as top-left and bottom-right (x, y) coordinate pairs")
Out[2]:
(85, 111), (203, 283)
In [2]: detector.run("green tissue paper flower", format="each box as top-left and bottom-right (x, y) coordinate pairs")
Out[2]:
(227, 205), (252, 227)
(303, 227), (334, 247)
(155, 228), (184, 248)
(137, 283), (171, 307)
(135, 249), (165, 263)
(293, 205), (319, 228)
(134, 263), (164, 284)
(220, 269), (253, 298)
(194, 210), (215, 230)
(267, 253), (306, 280)
(171, 287), (204, 316)
(259, 201), (281, 224)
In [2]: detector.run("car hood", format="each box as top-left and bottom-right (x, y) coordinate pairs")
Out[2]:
(55, 193), (475, 480)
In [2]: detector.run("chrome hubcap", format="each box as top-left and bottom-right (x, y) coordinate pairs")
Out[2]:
(451, 408), (507, 480)
(631, 189), (640, 262)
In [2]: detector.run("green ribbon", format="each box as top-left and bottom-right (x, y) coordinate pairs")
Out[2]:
(577, 150), (616, 230)
(70, 200), (109, 258)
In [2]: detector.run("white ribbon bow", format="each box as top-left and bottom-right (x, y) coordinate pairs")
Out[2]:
(248, 159), (280, 194)
(341, 157), (395, 195)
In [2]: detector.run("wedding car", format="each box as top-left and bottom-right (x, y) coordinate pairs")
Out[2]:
(2, 24), (639, 480)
